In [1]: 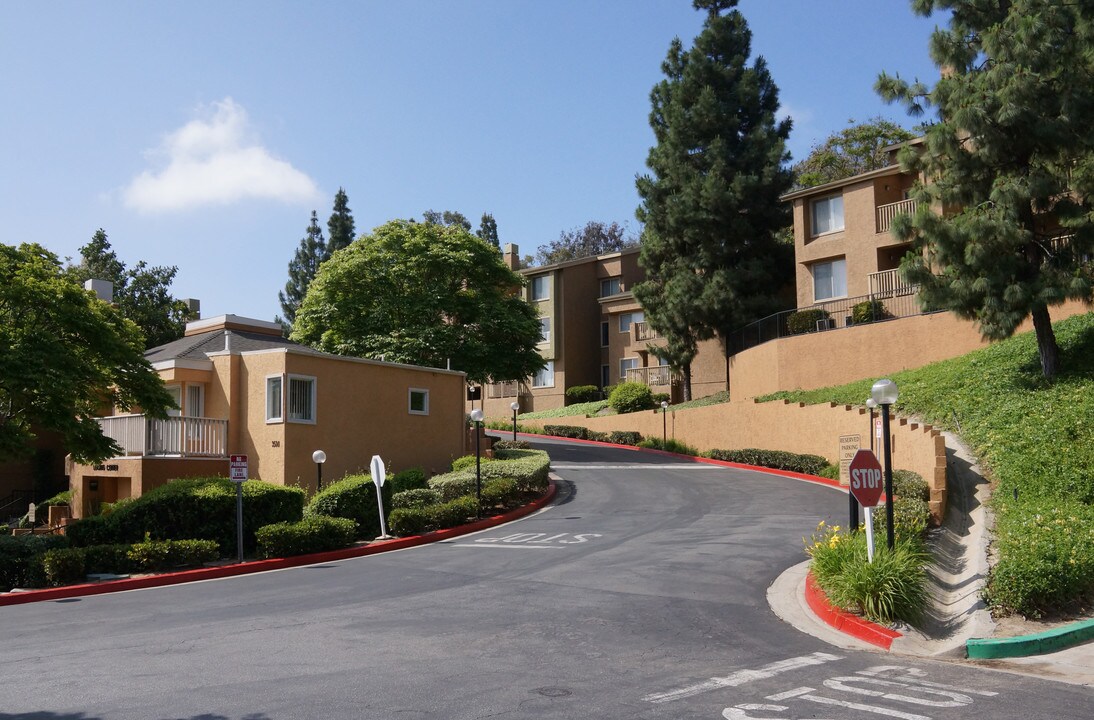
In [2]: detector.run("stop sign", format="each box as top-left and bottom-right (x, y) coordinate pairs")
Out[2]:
(848, 449), (884, 507)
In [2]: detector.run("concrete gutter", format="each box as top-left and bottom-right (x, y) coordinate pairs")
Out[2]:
(967, 619), (1094, 659)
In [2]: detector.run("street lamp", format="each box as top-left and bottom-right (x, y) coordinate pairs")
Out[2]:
(660, 400), (669, 446)
(865, 398), (878, 453)
(510, 401), (519, 442)
(470, 409), (484, 519)
(312, 449), (327, 493)
(870, 379), (899, 550)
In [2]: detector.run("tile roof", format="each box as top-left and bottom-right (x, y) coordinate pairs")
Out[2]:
(145, 329), (326, 364)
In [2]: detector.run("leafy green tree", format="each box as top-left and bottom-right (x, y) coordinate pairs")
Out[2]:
(292, 220), (544, 385)
(476, 212), (500, 249)
(792, 117), (915, 190)
(535, 221), (636, 266)
(877, 0), (1094, 380)
(1, 243), (175, 463)
(634, 0), (793, 400)
(70, 230), (192, 348)
(326, 187), (356, 256)
(278, 211), (327, 330)
(422, 209), (472, 231)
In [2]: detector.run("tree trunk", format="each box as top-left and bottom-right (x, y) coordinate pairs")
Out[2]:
(1031, 303), (1059, 380)
(682, 363), (693, 402)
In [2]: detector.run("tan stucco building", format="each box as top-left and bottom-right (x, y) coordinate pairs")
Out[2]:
(69, 315), (467, 518)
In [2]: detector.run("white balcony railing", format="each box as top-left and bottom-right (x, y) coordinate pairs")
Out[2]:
(486, 381), (521, 399)
(875, 198), (919, 234)
(867, 269), (916, 298)
(97, 415), (228, 458)
(626, 366), (675, 387)
(633, 321), (660, 342)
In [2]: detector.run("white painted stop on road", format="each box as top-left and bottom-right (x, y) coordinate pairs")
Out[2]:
(848, 449), (884, 507)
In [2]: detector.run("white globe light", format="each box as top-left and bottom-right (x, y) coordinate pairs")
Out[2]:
(312, 450), (327, 464)
(866, 398), (877, 409)
(661, 400), (669, 410)
(510, 401), (519, 412)
(871, 378), (899, 405)
(470, 409), (484, 423)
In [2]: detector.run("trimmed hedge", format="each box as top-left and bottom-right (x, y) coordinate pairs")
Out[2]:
(0, 534), (68, 591)
(427, 450), (550, 501)
(305, 474), (393, 539)
(637, 438), (699, 455)
(542, 424), (589, 439)
(565, 385), (601, 403)
(392, 488), (442, 510)
(851, 298), (893, 324)
(451, 455), (480, 472)
(493, 439), (531, 451)
(390, 467), (428, 493)
(704, 448), (829, 475)
(609, 382), (654, 414)
(64, 478), (305, 554)
(255, 516), (357, 559)
(41, 538), (220, 586)
(388, 496), (478, 536)
(787, 308), (831, 334)
(608, 430), (642, 446)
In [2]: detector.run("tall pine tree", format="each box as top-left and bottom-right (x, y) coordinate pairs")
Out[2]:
(878, 0), (1094, 380)
(326, 187), (356, 257)
(278, 211), (327, 329)
(635, 0), (793, 400)
(476, 212), (500, 249)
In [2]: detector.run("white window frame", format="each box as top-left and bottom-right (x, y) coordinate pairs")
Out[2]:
(530, 275), (549, 301)
(539, 317), (551, 344)
(286, 374), (317, 424)
(812, 258), (848, 302)
(811, 194), (845, 236)
(408, 388), (429, 415)
(599, 277), (621, 298)
(619, 311), (644, 333)
(620, 356), (639, 381)
(165, 385), (182, 417)
(600, 321), (609, 348)
(532, 361), (555, 388)
(265, 375), (283, 424)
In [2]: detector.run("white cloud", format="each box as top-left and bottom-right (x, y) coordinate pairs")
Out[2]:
(123, 98), (320, 213)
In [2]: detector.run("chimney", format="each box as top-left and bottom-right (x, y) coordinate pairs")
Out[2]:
(503, 243), (520, 271)
(84, 279), (113, 303)
(181, 298), (201, 319)
(224, 330), (233, 354)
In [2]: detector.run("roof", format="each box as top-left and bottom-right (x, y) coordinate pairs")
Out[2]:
(145, 329), (326, 365)
(521, 246), (641, 276)
(780, 164), (905, 203)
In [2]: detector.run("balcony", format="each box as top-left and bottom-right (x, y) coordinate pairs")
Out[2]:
(96, 415), (228, 458)
(875, 198), (919, 234)
(626, 366), (675, 387)
(867, 268), (916, 298)
(633, 321), (660, 341)
(486, 381), (522, 399)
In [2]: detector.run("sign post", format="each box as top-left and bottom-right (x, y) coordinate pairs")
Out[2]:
(838, 434), (861, 531)
(848, 449), (884, 562)
(230, 454), (248, 563)
(370, 455), (392, 540)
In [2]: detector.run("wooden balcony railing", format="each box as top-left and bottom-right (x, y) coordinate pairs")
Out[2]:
(626, 366), (675, 387)
(875, 198), (919, 234)
(96, 415), (228, 458)
(486, 381), (521, 399)
(633, 321), (660, 341)
(867, 269), (916, 298)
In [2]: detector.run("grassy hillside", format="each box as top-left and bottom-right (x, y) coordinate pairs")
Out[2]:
(760, 310), (1094, 616)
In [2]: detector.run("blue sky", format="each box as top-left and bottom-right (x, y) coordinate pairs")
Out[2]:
(0, 1), (942, 324)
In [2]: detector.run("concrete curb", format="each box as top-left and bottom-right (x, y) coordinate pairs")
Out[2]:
(966, 619), (1094, 659)
(0, 480), (558, 607)
(804, 571), (902, 650)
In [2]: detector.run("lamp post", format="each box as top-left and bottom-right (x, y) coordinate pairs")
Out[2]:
(510, 401), (519, 442)
(870, 379), (899, 550)
(660, 400), (669, 446)
(470, 409), (484, 519)
(866, 398), (878, 453)
(312, 450), (327, 493)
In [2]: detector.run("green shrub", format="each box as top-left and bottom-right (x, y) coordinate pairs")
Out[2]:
(892, 469), (929, 501)
(392, 488), (442, 510)
(818, 464), (840, 481)
(481, 477), (520, 510)
(807, 522), (929, 624)
(83, 544), (138, 575)
(608, 430), (642, 446)
(388, 495), (479, 536)
(636, 438), (699, 455)
(566, 385), (601, 403)
(127, 538), (219, 571)
(542, 424), (588, 439)
(787, 308), (832, 334)
(42, 547), (86, 586)
(703, 448), (829, 475)
(609, 382), (655, 414)
(305, 474), (393, 539)
(652, 393), (670, 405)
(66, 477), (304, 555)
(0, 534), (68, 591)
(493, 440), (531, 451)
(428, 449), (551, 501)
(851, 299), (893, 324)
(516, 400), (609, 420)
(390, 467), (428, 493)
(451, 455), (481, 472)
(587, 430), (608, 442)
(255, 516), (357, 559)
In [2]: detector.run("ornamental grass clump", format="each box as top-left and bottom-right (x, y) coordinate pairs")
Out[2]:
(806, 521), (929, 625)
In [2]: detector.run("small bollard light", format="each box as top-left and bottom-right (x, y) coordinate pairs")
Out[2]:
(312, 449), (327, 493)
(660, 400), (669, 446)
(470, 409), (485, 519)
(870, 379), (899, 551)
(510, 401), (519, 442)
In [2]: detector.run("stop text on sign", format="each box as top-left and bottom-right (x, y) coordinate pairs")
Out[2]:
(850, 467), (881, 490)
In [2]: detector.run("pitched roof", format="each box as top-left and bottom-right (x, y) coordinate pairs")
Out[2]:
(145, 329), (325, 364)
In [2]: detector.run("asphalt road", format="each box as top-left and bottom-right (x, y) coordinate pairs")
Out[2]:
(1, 437), (1089, 719)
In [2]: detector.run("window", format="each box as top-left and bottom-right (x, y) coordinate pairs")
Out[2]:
(265, 376), (282, 423)
(811, 194), (845, 235)
(813, 258), (847, 301)
(186, 384), (204, 418)
(539, 317), (551, 344)
(532, 361), (555, 388)
(408, 388), (429, 415)
(619, 311), (644, 333)
(600, 321), (609, 347)
(166, 385), (182, 417)
(620, 357), (639, 381)
(530, 275), (549, 301)
(287, 375), (316, 423)
(599, 277), (621, 297)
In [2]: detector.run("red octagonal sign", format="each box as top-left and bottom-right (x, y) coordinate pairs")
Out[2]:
(848, 449), (884, 507)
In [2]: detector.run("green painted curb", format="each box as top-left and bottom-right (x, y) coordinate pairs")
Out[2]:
(967, 618), (1094, 659)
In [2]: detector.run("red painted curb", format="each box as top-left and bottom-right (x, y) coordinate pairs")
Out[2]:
(0, 480), (558, 607)
(804, 571), (901, 650)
